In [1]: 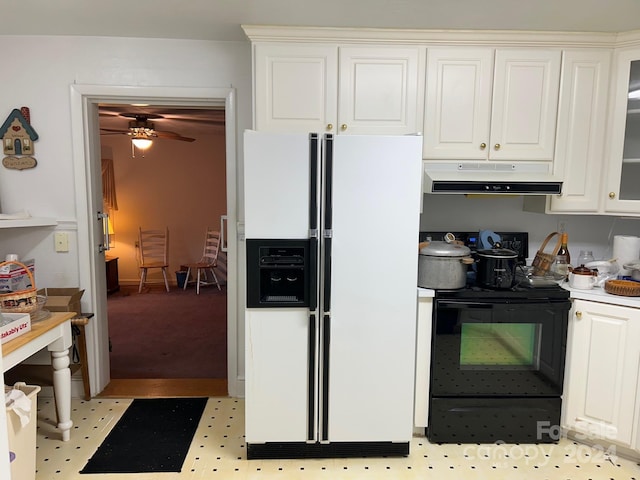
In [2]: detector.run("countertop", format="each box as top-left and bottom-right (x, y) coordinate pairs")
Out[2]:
(417, 285), (640, 308)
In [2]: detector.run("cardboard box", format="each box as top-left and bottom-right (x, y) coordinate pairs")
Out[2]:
(0, 259), (35, 293)
(37, 288), (84, 315)
(0, 313), (31, 344)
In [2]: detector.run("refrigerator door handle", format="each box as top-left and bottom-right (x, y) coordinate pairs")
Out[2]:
(322, 134), (334, 313)
(320, 313), (331, 442)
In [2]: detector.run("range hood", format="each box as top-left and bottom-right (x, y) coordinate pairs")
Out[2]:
(423, 163), (563, 195)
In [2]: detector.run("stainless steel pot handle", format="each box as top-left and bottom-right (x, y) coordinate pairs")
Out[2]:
(461, 257), (475, 265)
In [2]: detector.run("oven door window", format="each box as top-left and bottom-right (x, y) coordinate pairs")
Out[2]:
(431, 300), (569, 397)
(460, 323), (540, 370)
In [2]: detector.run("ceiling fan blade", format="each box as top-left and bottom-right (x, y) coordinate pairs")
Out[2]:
(100, 128), (131, 134)
(155, 130), (196, 142)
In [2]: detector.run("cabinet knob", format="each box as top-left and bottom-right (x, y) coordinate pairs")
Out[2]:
(576, 311), (582, 319)
(609, 192), (616, 199)
(341, 124), (347, 131)
(480, 143), (487, 150)
(326, 124), (333, 131)
(494, 143), (501, 150)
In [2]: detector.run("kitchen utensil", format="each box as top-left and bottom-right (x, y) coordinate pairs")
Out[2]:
(568, 265), (597, 289)
(604, 279), (640, 296)
(475, 243), (518, 289)
(478, 230), (501, 250)
(623, 260), (640, 281)
(418, 241), (473, 289)
(531, 232), (562, 276)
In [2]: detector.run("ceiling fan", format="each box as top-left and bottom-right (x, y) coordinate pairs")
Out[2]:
(100, 113), (197, 148)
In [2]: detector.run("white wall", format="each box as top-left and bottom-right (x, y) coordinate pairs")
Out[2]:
(421, 194), (640, 262)
(0, 36), (251, 407)
(0, 35), (251, 287)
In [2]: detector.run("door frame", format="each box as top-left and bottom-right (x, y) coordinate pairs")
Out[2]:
(70, 85), (241, 396)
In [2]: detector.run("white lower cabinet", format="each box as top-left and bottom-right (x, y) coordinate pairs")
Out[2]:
(563, 299), (640, 448)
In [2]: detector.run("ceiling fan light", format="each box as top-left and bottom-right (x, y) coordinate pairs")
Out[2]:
(132, 137), (153, 149)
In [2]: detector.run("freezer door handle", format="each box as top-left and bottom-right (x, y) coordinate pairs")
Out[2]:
(307, 313), (317, 442)
(309, 133), (319, 232)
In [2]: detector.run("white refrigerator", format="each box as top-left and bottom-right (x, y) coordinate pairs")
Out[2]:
(244, 130), (423, 459)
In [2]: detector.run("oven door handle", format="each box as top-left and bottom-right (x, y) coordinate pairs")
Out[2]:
(437, 299), (570, 308)
(436, 300), (494, 309)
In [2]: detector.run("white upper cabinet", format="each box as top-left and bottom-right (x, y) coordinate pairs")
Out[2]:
(423, 47), (561, 162)
(547, 49), (612, 213)
(337, 47), (421, 135)
(254, 44), (338, 133)
(253, 43), (423, 134)
(605, 49), (640, 214)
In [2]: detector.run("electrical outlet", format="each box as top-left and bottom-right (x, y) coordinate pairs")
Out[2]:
(557, 221), (567, 233)
(54, 232), (69, 252)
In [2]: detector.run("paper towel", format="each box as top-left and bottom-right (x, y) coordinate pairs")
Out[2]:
(613, 235), (640, 276)
(5, 387), (32, 427)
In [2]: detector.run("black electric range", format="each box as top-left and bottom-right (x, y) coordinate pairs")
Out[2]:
(422, 231), (571, 443)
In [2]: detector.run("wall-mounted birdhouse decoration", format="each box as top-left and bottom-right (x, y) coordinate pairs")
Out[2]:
(0, 107), (39, 170)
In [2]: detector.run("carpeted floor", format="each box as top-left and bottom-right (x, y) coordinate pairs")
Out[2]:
(107, 284), (227, 379)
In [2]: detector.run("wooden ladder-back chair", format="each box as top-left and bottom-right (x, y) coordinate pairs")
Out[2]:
(183, 228), (221, 294)
(138, 227), (170, 293)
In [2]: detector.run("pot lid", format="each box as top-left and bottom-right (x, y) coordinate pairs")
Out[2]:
(476, 247), (518, 259)
(572, 264), (597, 275)
(420, 241), (471, 257)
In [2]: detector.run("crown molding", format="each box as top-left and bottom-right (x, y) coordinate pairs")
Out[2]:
(242, 25), (626, 48)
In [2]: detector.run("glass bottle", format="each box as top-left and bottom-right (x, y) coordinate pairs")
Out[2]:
(557, 233), (571, 266)
(577, 250), (595, 266)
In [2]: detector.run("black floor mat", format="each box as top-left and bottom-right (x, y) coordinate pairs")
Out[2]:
(80, 397), (207, 474)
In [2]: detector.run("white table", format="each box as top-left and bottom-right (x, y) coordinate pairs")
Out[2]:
(2, 311), (75, 441)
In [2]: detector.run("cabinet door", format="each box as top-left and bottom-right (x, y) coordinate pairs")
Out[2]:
(490, 49), (561, 161)
(549, 49), (611, 213)
(254, 43), (338, 133)
(562, 300), (640, 447)
(338, 46), (422, 135)
(423, 47), (493, 159)
(605, 49), (640, 215)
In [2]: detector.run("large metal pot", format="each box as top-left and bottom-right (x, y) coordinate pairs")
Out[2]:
(476, 245), (518, 289)
(418, 241), (473, 289)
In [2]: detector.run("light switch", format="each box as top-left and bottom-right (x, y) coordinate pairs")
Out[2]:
(54, 232), (69, 252)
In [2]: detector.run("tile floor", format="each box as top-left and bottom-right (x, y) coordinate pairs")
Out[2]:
(33, 395), (640, 479)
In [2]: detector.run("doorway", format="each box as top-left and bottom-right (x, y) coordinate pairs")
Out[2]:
(70, 85), (240, 399)
(98, 104), (228, 395)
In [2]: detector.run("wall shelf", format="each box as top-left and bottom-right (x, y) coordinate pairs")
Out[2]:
(0, 217), (57, 228)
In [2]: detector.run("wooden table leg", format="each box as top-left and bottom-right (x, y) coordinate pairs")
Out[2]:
(72, 318), (92, 401)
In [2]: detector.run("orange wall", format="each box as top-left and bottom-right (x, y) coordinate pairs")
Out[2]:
(100, 125), (227, 286)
